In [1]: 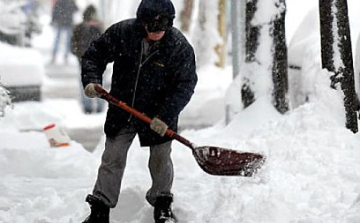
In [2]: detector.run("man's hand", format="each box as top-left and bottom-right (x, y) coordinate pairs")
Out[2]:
(150, 117), (168, 136)
(84, 83), (102, 98)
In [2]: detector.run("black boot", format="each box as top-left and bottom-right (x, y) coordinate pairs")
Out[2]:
(153, 194), (177, 223)
(82, 194), (110, 223)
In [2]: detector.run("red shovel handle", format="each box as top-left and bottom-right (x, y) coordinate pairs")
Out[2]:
(95, 85), (195, 150)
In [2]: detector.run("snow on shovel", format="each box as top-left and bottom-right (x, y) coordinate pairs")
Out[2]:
(95, 85), (265, 177)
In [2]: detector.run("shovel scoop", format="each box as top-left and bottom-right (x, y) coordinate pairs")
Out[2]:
(95, 85), (265, 177)
(192, 146), (265, 176)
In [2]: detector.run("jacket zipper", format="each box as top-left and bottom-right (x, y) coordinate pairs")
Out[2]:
(128, 41), (159, 122)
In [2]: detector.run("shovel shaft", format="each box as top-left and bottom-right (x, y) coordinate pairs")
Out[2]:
(95, 86), (195, 150)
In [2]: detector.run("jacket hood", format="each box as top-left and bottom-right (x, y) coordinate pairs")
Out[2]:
(136, 0), (175, 23)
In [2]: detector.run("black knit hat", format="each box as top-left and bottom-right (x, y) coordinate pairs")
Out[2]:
(136, 0), (175, 31)
(83, 4), (97, 21)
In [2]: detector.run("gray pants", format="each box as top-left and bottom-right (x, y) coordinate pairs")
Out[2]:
(92, 126), (174, 208)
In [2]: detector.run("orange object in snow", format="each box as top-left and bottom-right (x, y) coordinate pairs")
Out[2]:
(43, 123), (71, 147)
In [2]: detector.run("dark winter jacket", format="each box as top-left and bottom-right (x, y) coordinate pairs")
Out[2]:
(71, 20), (103, 59)
(52, 0), (78, 28)
(81, 19), (197, 146)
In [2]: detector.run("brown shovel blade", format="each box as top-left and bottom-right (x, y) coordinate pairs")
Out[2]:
(192, 146), (265, 177)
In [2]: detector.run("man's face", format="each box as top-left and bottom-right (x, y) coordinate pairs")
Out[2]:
(144, 14), (171, 41)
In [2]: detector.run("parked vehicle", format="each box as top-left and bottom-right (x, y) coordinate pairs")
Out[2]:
(0, 0), (41, 47)
(0, 42), (44, 102)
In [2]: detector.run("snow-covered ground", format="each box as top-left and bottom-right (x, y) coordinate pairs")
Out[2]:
(2, 70), (360, 223)
(2, 0), (360, 223)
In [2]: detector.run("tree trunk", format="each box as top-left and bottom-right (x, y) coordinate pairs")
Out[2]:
(242, 0), (257, 108)
(242, 0), (288, 113)
(319, 0), (358, 133)
(271, 0), (289, 113)
(319, 0), (335, 72)
(215, 0), (227, 67)
(180, 0), (194, 32)
(192, 0), (222, 68)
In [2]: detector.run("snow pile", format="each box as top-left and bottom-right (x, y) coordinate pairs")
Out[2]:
(204, 70), (360, 223)
(2, 65), (360, 223)
(0, 130), (97, 178)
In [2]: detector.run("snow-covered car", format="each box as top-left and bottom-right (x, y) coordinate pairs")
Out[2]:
(0, 0), (26, 45)
(0, 42), (45, 102)
(0, 0), (41, 46)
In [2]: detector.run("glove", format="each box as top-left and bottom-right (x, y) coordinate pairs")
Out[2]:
(84, 83), (101, 98)
(150, 117), (168, 136)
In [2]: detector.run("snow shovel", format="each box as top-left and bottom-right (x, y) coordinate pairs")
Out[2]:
(95, 85), (265, 177)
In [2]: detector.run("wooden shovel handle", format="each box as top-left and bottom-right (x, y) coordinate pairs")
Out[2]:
(95, 85), (195, 150)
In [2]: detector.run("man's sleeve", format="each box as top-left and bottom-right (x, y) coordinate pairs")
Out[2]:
(81, 24), (118, 88)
